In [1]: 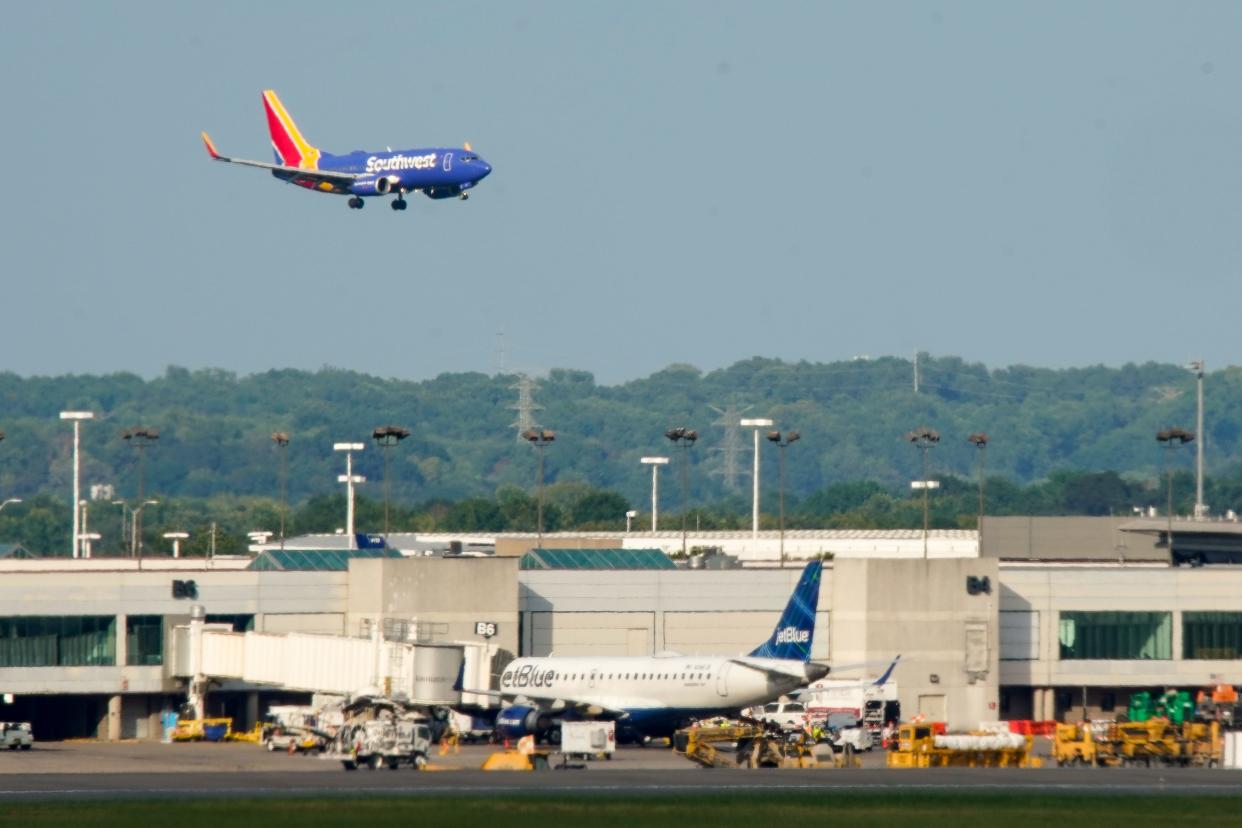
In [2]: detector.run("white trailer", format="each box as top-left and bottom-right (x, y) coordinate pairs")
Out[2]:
(559, 721), (615, 760)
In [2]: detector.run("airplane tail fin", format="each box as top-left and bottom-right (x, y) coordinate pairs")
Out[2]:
(748, 560), (822, 661)
(261, 90), (321, 170)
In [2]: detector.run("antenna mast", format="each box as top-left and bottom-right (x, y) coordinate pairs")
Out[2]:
(709, 403), (753, 492)
(508, 374), (543, 442)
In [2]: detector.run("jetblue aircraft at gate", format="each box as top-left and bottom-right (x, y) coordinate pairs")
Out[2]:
(202, 90), (491, 211)
(469, 561), (899, 742)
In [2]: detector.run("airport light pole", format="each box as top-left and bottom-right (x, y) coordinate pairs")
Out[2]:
(522, 429), (555, 550)
(766, 430), (800, 569)
(1188, 360), (1206, 518)
(131, 499), (159, 559)
(665, 427), (698, 557)
(163, 531), (189, 559)
(907, 426), (941, 559)
(625, 509), (637, 534)
(59, 411), (94, 559)
(968, 433), (989, 544)
(271, 432), (290, 549)
(372, 425), (410, 541)
(1157, 427), (1194, 556)
(122, 427), (159, 558)
(740, 418), (774, 539)
(333, 442), (366, 550)
(640, 456), (669, 532)
(112, 500), (129, 556)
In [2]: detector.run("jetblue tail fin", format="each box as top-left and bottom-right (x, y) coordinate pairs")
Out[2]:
(748, 560), (822, 661)
(261, 90), (321, 170)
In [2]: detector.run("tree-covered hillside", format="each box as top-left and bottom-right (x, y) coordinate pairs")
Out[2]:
(0, 355), (1234, 509)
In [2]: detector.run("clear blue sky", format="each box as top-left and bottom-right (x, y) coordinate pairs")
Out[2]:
(3, 1), (1240, 384)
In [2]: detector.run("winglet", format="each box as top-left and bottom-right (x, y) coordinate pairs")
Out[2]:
(872, 655), (901, 687)
(201, 131), (222, 160)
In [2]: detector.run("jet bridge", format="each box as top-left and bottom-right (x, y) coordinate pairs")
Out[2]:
(168, 607), (494, 717)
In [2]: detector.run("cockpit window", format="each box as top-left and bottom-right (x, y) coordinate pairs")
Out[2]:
(461, 155), (477, 162)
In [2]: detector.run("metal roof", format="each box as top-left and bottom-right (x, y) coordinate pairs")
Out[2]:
(0, 544), (36, 559)
(519, 548), (677, 571)
(248, 548), (403, 572)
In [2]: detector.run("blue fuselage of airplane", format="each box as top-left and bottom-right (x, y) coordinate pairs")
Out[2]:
(275, 147), (492, 199)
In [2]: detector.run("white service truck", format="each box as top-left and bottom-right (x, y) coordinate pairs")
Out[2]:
(0, 722), (32, 750)
(331, 717), (432, 770)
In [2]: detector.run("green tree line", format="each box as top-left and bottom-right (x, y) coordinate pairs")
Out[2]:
(0, 355), (1233, 546)
(0, 467), (1216, 557)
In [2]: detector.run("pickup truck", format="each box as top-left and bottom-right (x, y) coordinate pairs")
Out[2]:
(754, 701), (809, 730)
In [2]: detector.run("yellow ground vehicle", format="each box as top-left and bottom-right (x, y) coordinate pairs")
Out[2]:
(673, 724), (827, 769)
(171, 718), (233, 742)
(1053, 719), (1222, 767)
(1053, 722), (1096, 767)
(886, 723), (1038, 768)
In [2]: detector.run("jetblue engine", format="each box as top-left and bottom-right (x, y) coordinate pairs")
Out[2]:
(351, 175), (400, 196)
(494, 705), (547, 740)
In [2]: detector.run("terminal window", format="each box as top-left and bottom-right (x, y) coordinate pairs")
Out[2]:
(125, 615), (163, 666)
(1183, 612), (1242, 660)
(1058, 611), (1172, 660)
(0, 616), (116, 667)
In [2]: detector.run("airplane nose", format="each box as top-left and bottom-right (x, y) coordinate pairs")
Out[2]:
(478, 160), (492, 179)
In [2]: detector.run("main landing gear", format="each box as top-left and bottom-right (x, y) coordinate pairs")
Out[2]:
(347, 196), (365, 209)
(390, 195), (407, 211)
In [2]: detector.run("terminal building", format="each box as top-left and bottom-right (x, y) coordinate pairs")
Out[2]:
(0, 516), (1239, 739)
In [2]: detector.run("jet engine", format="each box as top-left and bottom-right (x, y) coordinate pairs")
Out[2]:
(494, 705), (548, 740)
(351, 175), (400, 196)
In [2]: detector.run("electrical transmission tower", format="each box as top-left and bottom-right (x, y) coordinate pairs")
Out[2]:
(509, 374), (543, 441)
(709, 403), (752, 492)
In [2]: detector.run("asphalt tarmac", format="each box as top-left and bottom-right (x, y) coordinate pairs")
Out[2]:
(0, 742), (1238, 800)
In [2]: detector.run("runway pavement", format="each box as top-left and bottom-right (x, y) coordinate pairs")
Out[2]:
(0, 742), (1238, 800)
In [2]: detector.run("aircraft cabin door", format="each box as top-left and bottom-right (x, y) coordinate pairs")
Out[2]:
(443, 152), (453, 172)
(716, 662), (730, 698)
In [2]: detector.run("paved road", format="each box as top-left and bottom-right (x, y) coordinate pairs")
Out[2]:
(0, 743), (1238, 800)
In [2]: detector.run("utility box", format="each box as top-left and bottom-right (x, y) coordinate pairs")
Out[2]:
(560, 721), (615, 758)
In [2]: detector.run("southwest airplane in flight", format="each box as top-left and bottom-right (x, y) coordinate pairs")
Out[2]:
(470, 561), (899, 743)
(201, 90), (492, 211)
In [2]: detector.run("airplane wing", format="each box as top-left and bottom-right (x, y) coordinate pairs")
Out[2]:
(727, 657), (816, 682)
(789, 655), (901, 697)
(201, 132), (360, 187)
(461, 686), (629, 720)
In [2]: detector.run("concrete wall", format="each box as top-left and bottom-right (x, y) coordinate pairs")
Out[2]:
(831, 558), (1000, 730)
(347, 557), (520, 667)
(0, 569), (347, 695)
(1000, 565), (1242, 688)
(982, 516), (1164, 562)
(518, 568), (832, 660)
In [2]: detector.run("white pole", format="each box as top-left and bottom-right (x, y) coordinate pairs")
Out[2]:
(751, 427), (760, 538)
(346, 450), (356, 549)
(72, 421), (81, 558)
(651, 464), (659, 532)
(79, 501), (88, 559)
(1196, 360), (1205, 518)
